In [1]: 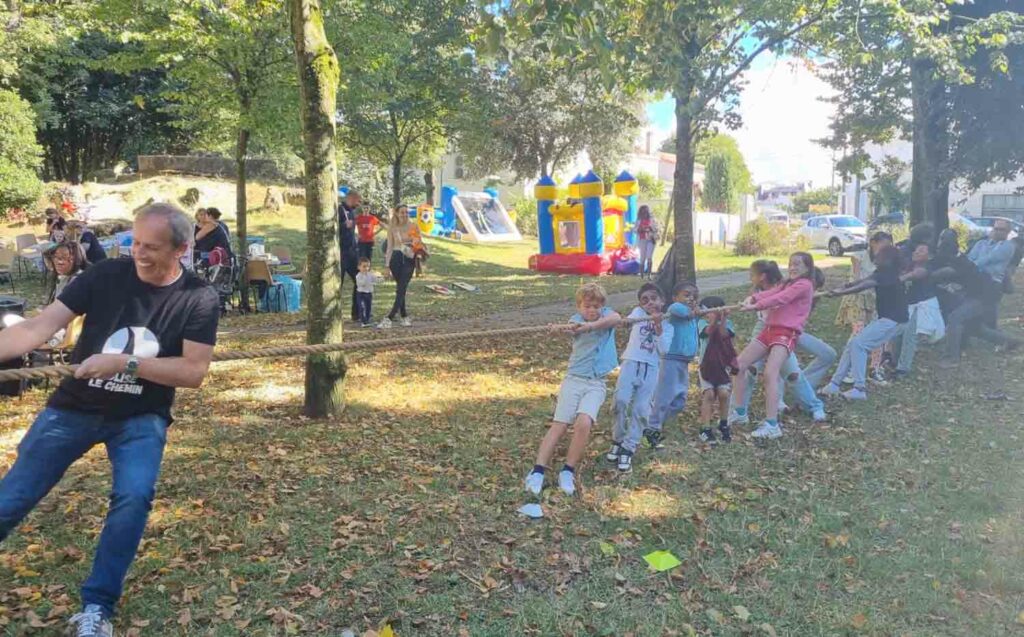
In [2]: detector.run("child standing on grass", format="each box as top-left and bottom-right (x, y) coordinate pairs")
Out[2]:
(696, 296), (738, 445)
(355, 257), (383, 328)
(821, 245), (909, 401)
(730, 252), (817, 440)
(607, 283), (672, 473)
(647, 282), (701, 449)
(525, 283), (622, 497)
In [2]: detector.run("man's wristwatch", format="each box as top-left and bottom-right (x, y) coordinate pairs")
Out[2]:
(124, 356), (140, 382)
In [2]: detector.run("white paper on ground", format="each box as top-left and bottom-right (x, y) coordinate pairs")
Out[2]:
(518, 503), (543, 519)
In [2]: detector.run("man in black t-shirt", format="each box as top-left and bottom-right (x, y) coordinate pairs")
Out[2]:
(0, 203), (219, 636)
(338, 190), (361, 321)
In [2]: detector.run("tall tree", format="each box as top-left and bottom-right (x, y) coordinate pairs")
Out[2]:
(289, 0), (345, 417)
(0, 89), (43, 212)
(495, 0), (849, 289)
(330, 0), (473, 206)
(702, 152), (735, 213)
(457, 49), (645, 181)
(97, 0), (297, 279)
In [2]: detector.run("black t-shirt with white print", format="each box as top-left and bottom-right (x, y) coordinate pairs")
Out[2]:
(48, 258), (219, 422)
(871, 265), (909, 324)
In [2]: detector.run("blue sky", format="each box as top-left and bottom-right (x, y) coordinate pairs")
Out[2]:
(643, 55), (836, 188)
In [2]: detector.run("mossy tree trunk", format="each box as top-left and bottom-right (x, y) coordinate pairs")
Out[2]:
(289, 0), (345, 417)
(235, 123), (251, 310)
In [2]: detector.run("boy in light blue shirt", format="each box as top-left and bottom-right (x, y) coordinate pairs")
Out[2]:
(525, 283), (621, 497)
(646, 281), (700, 448)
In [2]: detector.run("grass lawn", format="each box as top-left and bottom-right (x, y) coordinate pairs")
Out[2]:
(2, 271), (1024, 635)
(5, 196), (802, 328)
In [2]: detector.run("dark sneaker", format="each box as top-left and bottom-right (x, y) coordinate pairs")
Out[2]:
(717, 421), (732, 443)
(616, 450), (633, 473)
(643, 429), (664, 450)
(699, 428), (717, 445)
(605, 443), (621, 462)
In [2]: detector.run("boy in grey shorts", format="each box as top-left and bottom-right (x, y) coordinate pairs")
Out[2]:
(525, 283), (621, 497)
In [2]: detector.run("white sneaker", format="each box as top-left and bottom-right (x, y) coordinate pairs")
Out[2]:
(377, 318), (393, 329)
(401, 317), (412, 327)
(524, 471), (544, 496)
(605, 443), (621, 462)
(842, 388), (868, 401)
(751, 421), (783, 439)
(557, 469), (576, 496)
(728, 410), (749, 426)
(67, 605), (113, 637)
(819, 383), (841, 398)
(812, 408), (827, 422)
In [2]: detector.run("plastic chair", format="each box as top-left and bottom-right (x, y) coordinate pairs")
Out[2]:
(0, 248), (16, 293)
(245, 259), (286, 313)
(14, 233), (42, 277)
(270, 247), (297, 274)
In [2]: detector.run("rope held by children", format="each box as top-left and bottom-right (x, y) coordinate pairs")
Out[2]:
(0, 294), (825, 384)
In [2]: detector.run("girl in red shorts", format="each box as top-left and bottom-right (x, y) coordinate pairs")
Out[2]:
(729, 252), (816, 439)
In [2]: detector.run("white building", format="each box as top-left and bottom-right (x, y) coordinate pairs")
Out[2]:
(839, 141), (1024, 221)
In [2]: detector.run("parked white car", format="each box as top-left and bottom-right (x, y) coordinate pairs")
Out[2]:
(798, 214), (868, 256)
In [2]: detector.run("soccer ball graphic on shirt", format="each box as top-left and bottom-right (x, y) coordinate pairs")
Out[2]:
(101, 327), (161, 358)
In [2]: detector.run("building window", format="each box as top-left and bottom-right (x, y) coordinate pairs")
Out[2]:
(982, 194), (1024, 219)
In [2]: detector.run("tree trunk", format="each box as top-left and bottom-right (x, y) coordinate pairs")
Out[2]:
(424, 169), (435, 205)
(391, 155), (403, 207)
(657, 86), (698, 294)
(910, 58), (950, 231)
(289, 0), (345, 418)
(235, 127), (251, 310)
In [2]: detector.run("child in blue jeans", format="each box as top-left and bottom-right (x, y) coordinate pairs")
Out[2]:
(525, 283), (621, 497)
(646, 281), (700, 448)
(607, 283), (673, 472)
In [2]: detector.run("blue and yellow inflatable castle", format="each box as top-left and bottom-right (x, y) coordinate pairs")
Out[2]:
(528, 170), (641, 275)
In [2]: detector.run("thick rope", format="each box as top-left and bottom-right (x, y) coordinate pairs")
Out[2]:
(1, 292), (832, 383)
(0, 317), (660, 383)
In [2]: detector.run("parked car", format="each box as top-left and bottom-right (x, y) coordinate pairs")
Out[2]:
(968, 215), (1021, 239)
(949, 213), (990, 241)
(765, 211), (790, 225)
(798, 214), (868, 256)
(869, 211), (905, 229)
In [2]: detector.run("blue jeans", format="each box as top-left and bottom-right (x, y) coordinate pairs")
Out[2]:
(0, 407), (168, 617)
(830, 318), (903, 390)
(649, 358), (690, 432)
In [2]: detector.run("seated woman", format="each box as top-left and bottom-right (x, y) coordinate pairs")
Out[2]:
(43, 241), (89, 304)
(194, 208), (233, 265)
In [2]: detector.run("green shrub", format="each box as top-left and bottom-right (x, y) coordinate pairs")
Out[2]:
(511, 196), (538, 237)
(734, 218), (806, 256)
(636, 171), (664, 199)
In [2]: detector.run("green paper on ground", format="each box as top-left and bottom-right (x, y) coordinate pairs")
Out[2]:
(643, 550), (681, 572)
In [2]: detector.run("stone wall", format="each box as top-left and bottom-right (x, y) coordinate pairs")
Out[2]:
(137, 155), (288, 182)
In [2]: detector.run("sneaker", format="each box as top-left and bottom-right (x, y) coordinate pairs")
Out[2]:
(377, 318), (393, 329)
(819, 383), (841, 398)
(842, 388), (868, 401)
(67, 605), (113, 637)
(361, 322), (372, 328)
(718, 421), (732, 443)
(605, 443), (621, 462)
(728, 410), (749, 426)
(616, 451), (633, 473)
(842, 375), (854, 384)
(699, 428), (717, 445)
(524, 471), (544, 496)
(643, 429), (664, 450)
(401, 317), (413, 327)
(557, 469), (576, 496)
(869, 368), (889, 386)
(751, 421), (783, 439)
(811, 408), (827, 422)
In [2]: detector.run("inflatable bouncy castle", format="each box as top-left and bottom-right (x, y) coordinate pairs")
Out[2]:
(528, 170), (641, 275)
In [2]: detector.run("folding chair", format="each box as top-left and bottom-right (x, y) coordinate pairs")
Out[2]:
(14, 233), (42, 277)
(245, 259), (286, 313)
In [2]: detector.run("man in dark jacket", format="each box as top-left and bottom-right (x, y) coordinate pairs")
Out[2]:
(338, 190), (361, 321)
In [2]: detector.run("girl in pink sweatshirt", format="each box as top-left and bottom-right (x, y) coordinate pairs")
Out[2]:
(729, 252), (816, 439)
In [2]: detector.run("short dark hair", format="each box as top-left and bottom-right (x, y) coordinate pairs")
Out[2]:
(812, 266), (826, 290)
(358, 257), (371, 265)
(870, 230), (893, 244)
(750, 259), (783, 285)
(700, 295), (725, 309)
(205, 207), (222, 220)
(673, 281), (698, 297)
(637, 282), (662, 300)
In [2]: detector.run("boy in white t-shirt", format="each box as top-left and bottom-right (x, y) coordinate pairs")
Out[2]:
(355, 257), (383, 327)
(606, 283), (672, 473)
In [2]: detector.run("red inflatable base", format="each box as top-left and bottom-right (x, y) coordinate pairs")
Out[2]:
(529, 253), (613, 275)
